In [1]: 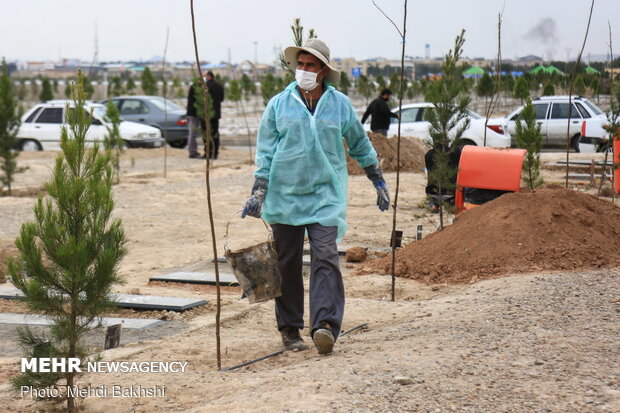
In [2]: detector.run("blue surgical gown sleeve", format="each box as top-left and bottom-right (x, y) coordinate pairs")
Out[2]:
(254, 97), (279, 181)
(342, 100), (378, 168)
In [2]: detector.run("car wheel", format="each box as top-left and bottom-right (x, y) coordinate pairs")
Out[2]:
(123, 140), (133, 149)
(20, 139), (42, 151)
(168, 138), (187, 148)
(571, 135), (581, 153)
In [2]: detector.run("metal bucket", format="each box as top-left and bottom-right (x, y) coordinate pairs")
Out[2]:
(224, 212), (281, 304)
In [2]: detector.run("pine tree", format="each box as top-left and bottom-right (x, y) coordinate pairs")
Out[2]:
(64, 81), (72, 99)
(574, 75), (586, 96)
(542, 82), (555, 96)
(39, 77), (54, 102)
(425, 30), (470, 230)
(227, 79), (242, 117)
(476, 72), (494, 105)
(513, 76), (529, 103)
(140, 67), (158, 95)
(0, 58), (25, 196)
(357, 74), (374, 103)
(260, 73), (279, 106)
(389, 71), (402, 99)
(103, 101), (125, 183)
(9, 72), (127, 412)
(339, 71), (351, 95)
(376, 75), (387, 91)
(126, 77), (136, 94)
(501, 75), (515, 96)
(590, 76), (600, 101)
(227, 79), (242, 104)
(515, 98), (543, 189)
(278, 18), (317, 75)
(239, 73), (255, 99)
(81, 75), (94, 99)
(110, 76), (124, 97)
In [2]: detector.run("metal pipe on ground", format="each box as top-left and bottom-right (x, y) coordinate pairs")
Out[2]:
(219, 324), (369, 372)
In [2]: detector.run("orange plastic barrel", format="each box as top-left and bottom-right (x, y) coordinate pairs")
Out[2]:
(455, 146), (527, 214)
(614, 136), (620, 195)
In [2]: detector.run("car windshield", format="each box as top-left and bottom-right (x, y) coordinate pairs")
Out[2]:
(467, 110), (482, 120)
(148, 97), (183, 111)
(583, 100), (603, 116)
(91, 106), (107, 120)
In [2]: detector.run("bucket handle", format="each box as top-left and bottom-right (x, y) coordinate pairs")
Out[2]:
(224, 209), (273, 253)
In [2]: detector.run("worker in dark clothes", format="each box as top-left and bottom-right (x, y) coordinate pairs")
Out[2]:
(361, 88), (399, 136)
(205, 71), (224, 159)
(186, 80), (206, 159)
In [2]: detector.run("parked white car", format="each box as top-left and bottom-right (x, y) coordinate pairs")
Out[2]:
(579, 117), (617, 153)
(502, 96), (606, 151)
(363, 102), (511, 148)
(17, 100), (164, 151)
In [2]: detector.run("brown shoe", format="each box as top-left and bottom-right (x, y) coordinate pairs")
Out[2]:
(280, 327), (307, 351)
(312, 322), (335, 355)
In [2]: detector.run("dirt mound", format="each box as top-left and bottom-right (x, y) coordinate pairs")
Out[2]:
(360, 185), (620, 284)
(348, 132), (427, 175)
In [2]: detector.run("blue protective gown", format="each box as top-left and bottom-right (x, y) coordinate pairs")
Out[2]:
(255, 82), (378, 240)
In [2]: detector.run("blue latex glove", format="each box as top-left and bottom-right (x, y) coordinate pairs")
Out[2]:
(241, 178), (268, 218)
(374, 180), (390, 211)
(364, 163), (390, 211)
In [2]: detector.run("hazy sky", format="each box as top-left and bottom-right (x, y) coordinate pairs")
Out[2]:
(1, 0), (618, 64)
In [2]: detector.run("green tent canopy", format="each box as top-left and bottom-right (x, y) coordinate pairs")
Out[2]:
(585, 66), (600, 75)
(544, 65), (564, 75)
(529, 64), (546, 74)
(464, 65), (485, 76)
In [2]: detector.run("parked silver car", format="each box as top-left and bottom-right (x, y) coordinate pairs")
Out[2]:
(503, 96), (606, 151)
(101, 96), (189, 148)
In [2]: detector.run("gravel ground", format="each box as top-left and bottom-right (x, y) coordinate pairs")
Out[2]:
(335, 269), (619, 413)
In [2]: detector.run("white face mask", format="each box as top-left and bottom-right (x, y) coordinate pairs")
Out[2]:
(295, 69), (321, 91)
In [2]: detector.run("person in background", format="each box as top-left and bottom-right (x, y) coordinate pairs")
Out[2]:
(186, 78), (206, 159)
(240, 38), (390, 355)
(205, 71), (224, 160)
(361, 88), (399, 137)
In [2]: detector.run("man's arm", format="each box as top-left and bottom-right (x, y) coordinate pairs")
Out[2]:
(242, 96), (279, 218)
(361, 100), (373, 125)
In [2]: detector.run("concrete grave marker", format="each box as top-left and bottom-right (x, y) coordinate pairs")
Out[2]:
(0, 313), (163, 329)
(149, 272), (239, 286)
(0, 285), (207, 312)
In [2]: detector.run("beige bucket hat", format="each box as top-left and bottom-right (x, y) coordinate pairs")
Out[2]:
(284, 38), (340, 84)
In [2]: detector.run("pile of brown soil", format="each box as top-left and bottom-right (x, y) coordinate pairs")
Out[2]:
(348, 132), (427, 175)
(359, 185), (620, 284)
